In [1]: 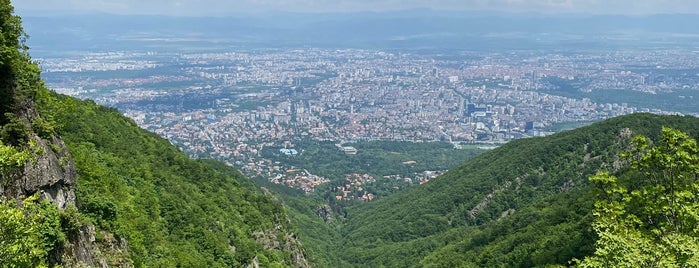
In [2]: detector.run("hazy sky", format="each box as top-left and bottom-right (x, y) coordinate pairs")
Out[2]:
(12, 0), (699, 16)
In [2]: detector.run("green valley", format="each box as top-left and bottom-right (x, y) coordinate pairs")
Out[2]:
(2, 0), (699, 267)
(280, 113), (699, 267)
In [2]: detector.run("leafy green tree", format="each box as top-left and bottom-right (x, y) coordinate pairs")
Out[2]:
(0, 139), (29, 178)
(0, 195), (65, 268)
(0, 0), (34, 120)
(0, 0), (47, 145)
(579, 127), (699, 267)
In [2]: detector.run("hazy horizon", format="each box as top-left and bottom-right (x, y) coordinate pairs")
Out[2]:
(13, 0), (699, 17)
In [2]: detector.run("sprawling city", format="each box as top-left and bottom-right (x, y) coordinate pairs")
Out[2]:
(38, 47), (699, 199)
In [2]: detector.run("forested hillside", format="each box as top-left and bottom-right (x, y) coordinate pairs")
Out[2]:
(35, 92), (309, 267)
(2, 0), (698, 265)
(0, 1), (308, 266)
(282, 113), (699, 267)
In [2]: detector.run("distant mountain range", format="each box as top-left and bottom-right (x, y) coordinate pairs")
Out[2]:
(21, 12), (699, 53)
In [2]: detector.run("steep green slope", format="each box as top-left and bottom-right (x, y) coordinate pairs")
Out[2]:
(277, 191), (349, 267)
(330, 113), (699, 267)
(37, 92), (308, 267)
(0, 2), (98, 266)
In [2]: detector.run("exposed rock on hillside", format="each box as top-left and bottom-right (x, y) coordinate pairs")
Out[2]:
(316, 204), (334, 223)
(253, 224), (311, 268)
(0, 103), (128, 267)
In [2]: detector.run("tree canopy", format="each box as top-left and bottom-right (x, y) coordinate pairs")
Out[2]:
(0, 0), (41, 124)
(580, 127), (699, 267)
(0, 195), (65, 268)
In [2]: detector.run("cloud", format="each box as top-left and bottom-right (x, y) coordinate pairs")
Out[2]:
(11, 0), (699, 15)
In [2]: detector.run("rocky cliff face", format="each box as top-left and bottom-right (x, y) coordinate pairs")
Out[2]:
(255, 190), (311, 267)
(2, 133), (77, 208)
(252, 224), (311, 268)
(0, 103), (129, 267)
(0, 103), (76, 207)
(316, 204), (335, 224)
(61, 225), (133, 268)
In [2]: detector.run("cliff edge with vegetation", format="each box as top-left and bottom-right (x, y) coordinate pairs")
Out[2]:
(0, 1), (308, 267)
